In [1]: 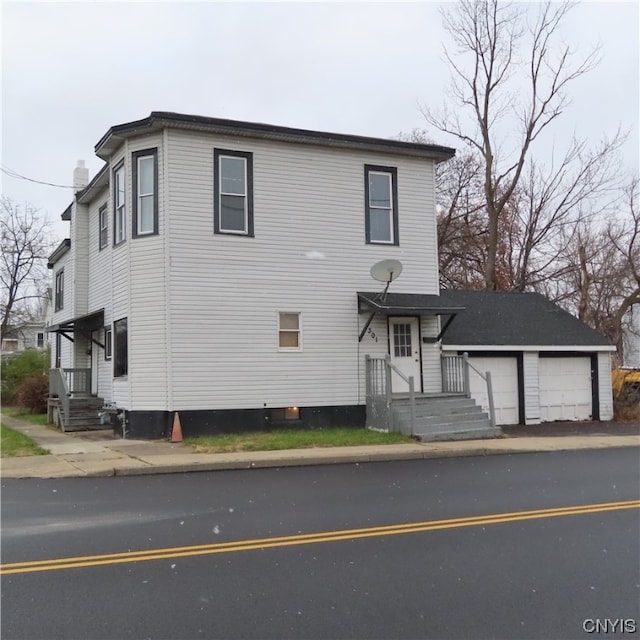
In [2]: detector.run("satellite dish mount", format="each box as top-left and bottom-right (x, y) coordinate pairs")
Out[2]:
(370, 259), (403, 301)
(358, 259), (404, 342)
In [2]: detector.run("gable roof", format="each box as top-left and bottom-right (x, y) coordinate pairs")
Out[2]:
(439, 290), (612, 348)
(95, 111), (456, 162)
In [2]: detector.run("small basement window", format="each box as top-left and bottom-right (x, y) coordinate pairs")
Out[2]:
(270, 407), (300, 421)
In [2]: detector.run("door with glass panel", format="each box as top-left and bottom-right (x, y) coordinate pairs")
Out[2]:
(389, 317), (421, 393)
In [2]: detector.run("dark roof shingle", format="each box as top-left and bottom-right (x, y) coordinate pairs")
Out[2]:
(439, 290), (611, 347)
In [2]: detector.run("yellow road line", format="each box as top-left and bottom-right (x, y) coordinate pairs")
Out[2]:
(2, 499), (638, 575)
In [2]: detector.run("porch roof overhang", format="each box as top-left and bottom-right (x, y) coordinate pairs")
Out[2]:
(46, 309), (104, 344)
(357, 292), (464, 316)
(357, 292), (465, 343)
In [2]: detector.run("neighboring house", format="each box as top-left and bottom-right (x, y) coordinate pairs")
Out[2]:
(45, 111), (614, 438)
(1, 291), (51, 355)
(439, 290), (615, 425)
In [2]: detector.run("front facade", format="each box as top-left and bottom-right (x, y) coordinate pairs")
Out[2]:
(48, 112), (456, 437)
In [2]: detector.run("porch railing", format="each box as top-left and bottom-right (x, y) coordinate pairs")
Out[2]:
(63, 368), (91, 396)
(365, 355), (416, 434)
(441, 353), (496, 429)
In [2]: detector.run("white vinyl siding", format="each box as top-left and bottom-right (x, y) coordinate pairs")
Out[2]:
(597, 352), (614, 420)
(522, 351), (541, 424)
(166, 128), (438, 410)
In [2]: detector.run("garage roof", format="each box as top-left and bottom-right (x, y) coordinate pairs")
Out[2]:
(439, 290), (612, 348)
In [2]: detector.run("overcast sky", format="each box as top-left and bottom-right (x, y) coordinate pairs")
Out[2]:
(1, 1), (638, 240)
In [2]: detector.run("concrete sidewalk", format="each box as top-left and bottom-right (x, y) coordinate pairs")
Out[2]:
(1, 414), (639, 479)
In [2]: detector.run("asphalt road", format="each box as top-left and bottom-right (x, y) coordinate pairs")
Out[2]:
(2, 449), (639, 640)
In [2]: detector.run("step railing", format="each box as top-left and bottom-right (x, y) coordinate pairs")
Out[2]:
(442, 353), (496, 429)
(365, 355), (415, 434)
(49, 368), (70, 429)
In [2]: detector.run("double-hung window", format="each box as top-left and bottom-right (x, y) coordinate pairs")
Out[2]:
(278, 312), (301, 351)
(55, 269), (64, 311)
(98, 204), (108, 250)
(365, 165), (398, 245)
(214, 149), (254, 236)
(132, 148), (158, 237)
(113, 318), (127, 377)
(104, 327), (112, 361)
(113, 164), (126, 245)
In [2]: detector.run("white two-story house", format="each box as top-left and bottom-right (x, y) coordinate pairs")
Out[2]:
(47, 112), (613, 439)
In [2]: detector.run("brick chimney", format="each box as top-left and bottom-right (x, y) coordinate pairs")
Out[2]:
(73, 160), (89, 193)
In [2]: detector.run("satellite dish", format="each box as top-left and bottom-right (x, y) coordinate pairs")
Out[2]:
(370, 259), (403, 283)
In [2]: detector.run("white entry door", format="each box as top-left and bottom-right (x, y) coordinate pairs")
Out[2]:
(389, 317), (421, 393)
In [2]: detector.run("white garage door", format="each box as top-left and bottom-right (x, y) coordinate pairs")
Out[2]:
(468, 357), (519, 425)
(539, 357), (592, 421)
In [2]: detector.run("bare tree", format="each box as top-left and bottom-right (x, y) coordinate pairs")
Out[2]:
(543, 177), (640, 358)
(0, 196), (53, 338)
(424, 0), (603, 290)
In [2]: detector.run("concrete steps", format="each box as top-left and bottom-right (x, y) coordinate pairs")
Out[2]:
(392, 394), (501, 441)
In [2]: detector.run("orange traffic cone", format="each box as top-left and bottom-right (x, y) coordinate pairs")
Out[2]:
(171, 412), (183, 443)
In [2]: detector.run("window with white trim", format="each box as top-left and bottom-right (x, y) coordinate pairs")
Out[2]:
(365, 164), (398, 245)
(55, 269), (64, 311)
(99, 204), (108, 250)
(113, 164), (126, 245)
(37, 332), (45, 348)
(278, 312), (301, 350)
(133, 149), (158, 237)
(104, 327), (112, 361)
(214, 149), (254, 236)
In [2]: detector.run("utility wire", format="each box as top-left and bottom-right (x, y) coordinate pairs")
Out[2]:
(0, 164), (74, 189)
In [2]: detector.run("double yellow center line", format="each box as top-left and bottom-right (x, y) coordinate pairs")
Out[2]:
(2, 499), (638, 575)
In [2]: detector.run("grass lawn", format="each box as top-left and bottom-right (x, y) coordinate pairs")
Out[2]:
(2, 407), (49, 426)
(1, 424), (49, 457)
(186, 427), (412, 453)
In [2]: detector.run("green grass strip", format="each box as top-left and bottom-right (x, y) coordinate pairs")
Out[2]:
(185, 427), (411, 453)
(1, 424), (49, 457)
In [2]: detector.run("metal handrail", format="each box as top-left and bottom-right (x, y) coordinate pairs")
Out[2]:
(463, 353), (496, 429)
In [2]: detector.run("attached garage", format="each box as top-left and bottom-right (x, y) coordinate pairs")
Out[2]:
(439, 290), (615, 426)
(538, 356), (593, 421)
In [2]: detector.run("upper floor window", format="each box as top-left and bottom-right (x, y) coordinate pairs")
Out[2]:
(365, 165), (398, 245)
(214, 149), (254, 236)
(113, 164), (126, 245)
(132, 149), (158, 237)
(55, 269), (64, 311)
(98, 204), (108, 250)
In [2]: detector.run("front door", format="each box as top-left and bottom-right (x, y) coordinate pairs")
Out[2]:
(389, 317), (421, 393)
